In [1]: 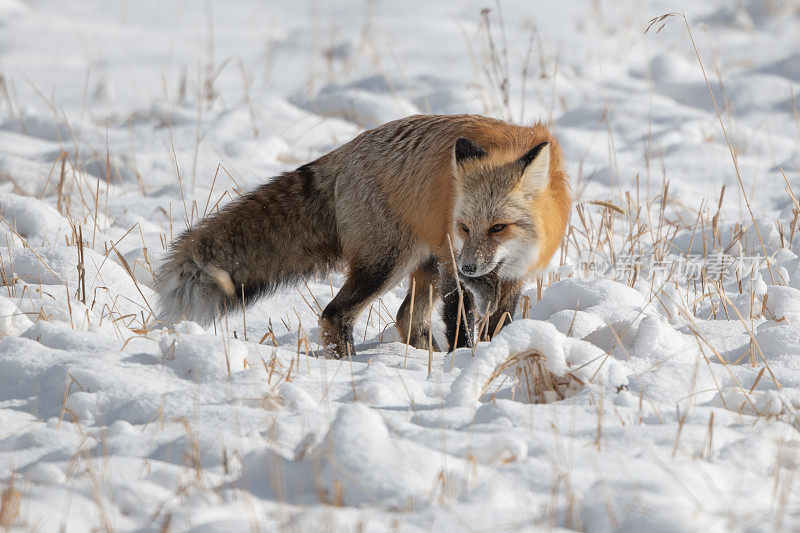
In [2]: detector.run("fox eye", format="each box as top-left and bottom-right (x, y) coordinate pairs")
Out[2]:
(459, 223), (470, 234)
(489, 224), (507, 234)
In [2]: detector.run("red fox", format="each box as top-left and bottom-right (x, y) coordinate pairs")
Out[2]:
(157, 114), (570, 357)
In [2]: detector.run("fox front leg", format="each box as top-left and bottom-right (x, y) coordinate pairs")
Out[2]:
(441, 267), (476, 351)
(396, 256), (441, 351)
(483, 279), (522, 341)
(462, 271), (500, 341)
(451, 272), (522, 344)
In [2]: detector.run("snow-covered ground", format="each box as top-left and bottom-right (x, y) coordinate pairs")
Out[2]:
(1, 0), (800, 530)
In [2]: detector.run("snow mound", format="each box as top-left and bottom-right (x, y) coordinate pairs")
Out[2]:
(159, 329), (249, 382)
(296, 84), (421, 128)
(0, 0), (28, 21)
(311, 402), (464, 507)
(0, 295), (33, 336)
(0, 193), (71, 244)
(531, 278), (645, 320)
(448, 319), (628, 406)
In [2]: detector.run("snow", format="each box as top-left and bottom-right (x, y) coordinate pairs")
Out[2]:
(1, 0), (800, 531)
(448, 319), (628, 406)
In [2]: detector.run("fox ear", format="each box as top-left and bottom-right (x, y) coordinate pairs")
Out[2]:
(453, 137), (487, 165)
(518, 142), (550, 194)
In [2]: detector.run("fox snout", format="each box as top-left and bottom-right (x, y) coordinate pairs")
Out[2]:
(456, 240), (499, 278)
(458, 262), (478, 276)
(457, 258), (494, 278)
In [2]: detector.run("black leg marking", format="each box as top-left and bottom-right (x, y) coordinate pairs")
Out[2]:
(441, 270), (475, 352)
(320, 259), (396, 358)
(396, 256), (441, 351)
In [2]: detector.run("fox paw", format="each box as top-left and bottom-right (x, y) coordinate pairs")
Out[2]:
(319, 329), (356, 359)
(407, 330), (441, 352)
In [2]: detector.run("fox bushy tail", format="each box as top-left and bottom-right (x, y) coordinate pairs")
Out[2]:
(156, 164), (341, 324)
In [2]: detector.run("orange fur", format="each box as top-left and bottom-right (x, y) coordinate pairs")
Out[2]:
(351, 115), (570, 274)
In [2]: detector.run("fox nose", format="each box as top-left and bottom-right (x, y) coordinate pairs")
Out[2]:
(459, 263), (477, 276)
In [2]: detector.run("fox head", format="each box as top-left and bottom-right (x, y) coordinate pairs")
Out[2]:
(450, 137), (551, 281)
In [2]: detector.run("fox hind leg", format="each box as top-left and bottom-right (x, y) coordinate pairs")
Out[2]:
(396, 256), (441, 351)
(319, 258), (398, 358)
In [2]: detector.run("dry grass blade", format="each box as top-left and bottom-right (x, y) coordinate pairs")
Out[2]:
(0, 212), (58, 278)
(482, 349), (581, 404)
(664, 11), (774, 283)
(0, 480), (21, 528)
(111, 244), (155, 318)
(446, 234), (475, 356)
(403, 278), (415, 369)
(586, 200), (626, 215)
(644, 13), (680, 35)
(427, 283), (434, 374)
